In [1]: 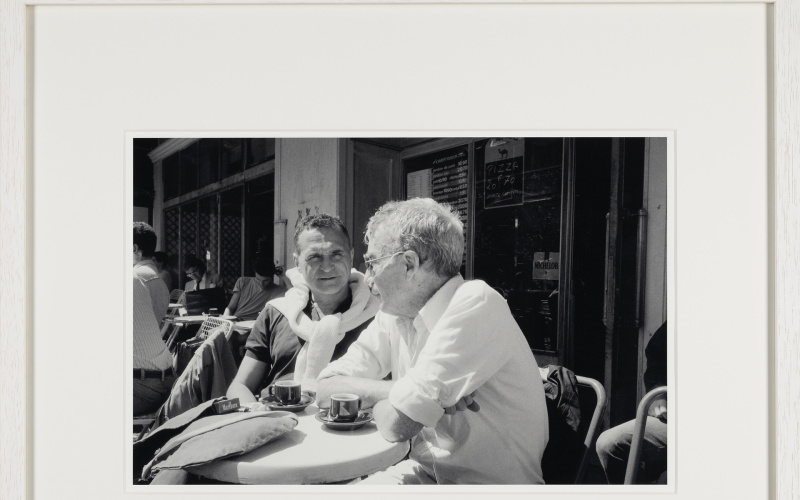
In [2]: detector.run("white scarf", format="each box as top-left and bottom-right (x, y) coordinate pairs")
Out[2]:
(268, 267), (380, 391)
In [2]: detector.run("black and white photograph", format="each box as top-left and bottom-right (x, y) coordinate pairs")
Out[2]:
(131, 136), (669, 486)
(5, 2), (782, 499)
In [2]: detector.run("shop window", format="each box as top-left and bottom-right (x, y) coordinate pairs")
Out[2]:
(180, 142), (199, 195)
(246, 138), (275, 169)
(473, 138), (564, 353)
(162, 153), (180, 201)
(199, 139), (220, 188)
(221, 139), (244, 178)
(180, 200), (199, 287)
(244, 175), (275, 273)
(198, 195), (220, 281)
(220, 186), (244, 289)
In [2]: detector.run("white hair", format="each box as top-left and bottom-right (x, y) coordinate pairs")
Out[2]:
(365, 198), (464, 277)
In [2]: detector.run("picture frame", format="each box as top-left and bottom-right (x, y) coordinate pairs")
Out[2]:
(1, 1), (796, 498)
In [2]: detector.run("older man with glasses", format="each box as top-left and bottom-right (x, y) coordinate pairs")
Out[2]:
(316, 198), (549, 485)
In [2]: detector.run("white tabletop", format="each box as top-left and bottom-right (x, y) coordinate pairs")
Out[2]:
(232, 320), (256, 333)
(189, 405), (409, 484)
(171, 314), (237, 325)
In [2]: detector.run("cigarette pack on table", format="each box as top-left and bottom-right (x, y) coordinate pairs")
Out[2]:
(213, 398), (240, 414)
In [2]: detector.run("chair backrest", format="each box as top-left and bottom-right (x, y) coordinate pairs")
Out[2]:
(197, 317), (234, 341)
(169, 289), (184, 302)
(624, 386), (667, 484)
(574, 375), (607, 482)
(172, 318), (235, 379)
(539, 367), (607, 484)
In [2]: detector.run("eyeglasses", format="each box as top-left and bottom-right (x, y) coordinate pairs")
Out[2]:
(363, 251), (404, 274)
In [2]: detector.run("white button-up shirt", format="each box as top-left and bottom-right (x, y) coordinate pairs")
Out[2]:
(319, 275), (549, 484)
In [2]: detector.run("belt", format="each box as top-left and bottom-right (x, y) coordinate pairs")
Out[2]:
(134, 367), (175, 381)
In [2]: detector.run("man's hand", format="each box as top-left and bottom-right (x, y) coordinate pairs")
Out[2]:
(648, 398), (667, 422)
(316, 375), (393, 410)
(443, 392), (480, 415)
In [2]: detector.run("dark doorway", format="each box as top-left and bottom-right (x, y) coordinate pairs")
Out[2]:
(244, 174), (275, 276)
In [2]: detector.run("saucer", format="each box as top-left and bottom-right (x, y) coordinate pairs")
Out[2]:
(315, 408), (373, 430)
(260, 392), (315, 412)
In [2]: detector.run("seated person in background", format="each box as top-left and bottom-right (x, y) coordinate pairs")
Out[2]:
(152, 251), (174, 292)
(316, 198), (549, 485)
(133, 274), (175, 415)
(223, 256), (287, 321)
(133, 222), (170, 324)
(226, 214), (380, 405)
(183, 256), (222, 292)
(596, 321), (667, 484)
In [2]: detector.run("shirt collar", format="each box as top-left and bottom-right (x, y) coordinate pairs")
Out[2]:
(416, 275), (464, 333)
(134, 259), (156, 270)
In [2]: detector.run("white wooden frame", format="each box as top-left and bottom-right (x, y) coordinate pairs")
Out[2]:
(1, 1), (796, 498)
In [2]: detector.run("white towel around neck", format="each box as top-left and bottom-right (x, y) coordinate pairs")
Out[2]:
(267, 267), (380, 391)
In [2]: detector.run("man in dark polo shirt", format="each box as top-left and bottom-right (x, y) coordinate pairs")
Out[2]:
(226, 214), (380, 405)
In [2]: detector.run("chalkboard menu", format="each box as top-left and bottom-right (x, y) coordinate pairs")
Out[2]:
(483, 138), (525, 209)
(404, 145), (470, 266)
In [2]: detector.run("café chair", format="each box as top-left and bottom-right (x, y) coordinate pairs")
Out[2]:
(573, 375), (607, 482)
(134, 415), (157, 442)
(624, 386), (668, 485)
(148, 326), (240, 435)
(539, 367), (607, 484)
(169, 289), (184, 303)
(174, 317), (235, 377)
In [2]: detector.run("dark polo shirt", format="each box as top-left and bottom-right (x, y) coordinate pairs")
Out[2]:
(244, 292), (372, 395)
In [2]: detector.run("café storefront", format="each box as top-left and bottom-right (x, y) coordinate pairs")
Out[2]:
(136, 136), (667, 427)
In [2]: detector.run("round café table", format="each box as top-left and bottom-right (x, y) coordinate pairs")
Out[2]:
(188, 405), (410, 484)
(232, 319), (255, 335)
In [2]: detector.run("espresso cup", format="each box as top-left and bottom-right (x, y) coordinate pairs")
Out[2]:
(268, 380), (302, 404)
(329, 393), (361, 422)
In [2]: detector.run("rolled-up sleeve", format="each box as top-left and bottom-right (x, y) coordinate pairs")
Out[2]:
(389, 282), (514, 427)
(389, 371), (447, 427)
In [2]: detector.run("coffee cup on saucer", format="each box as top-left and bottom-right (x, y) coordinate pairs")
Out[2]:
(268, 380), (302, 405)
(329, 393), (361, 422)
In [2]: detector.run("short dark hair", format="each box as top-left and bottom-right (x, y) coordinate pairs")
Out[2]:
(133, 222), (158, 258)
(153, 251), (170, 269)
(293, 213), (351, 252)
(185, 255), (206, 275)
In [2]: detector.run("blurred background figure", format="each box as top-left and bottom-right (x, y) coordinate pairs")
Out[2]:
(224, 255), (287, 321)
(133, 222), (170, 324)
(184, 255), (222, 292)
(132, 275), (174, 415)
(152, 251), (174, 292)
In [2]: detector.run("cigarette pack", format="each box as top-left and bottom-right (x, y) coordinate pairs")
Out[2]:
(212, 398), (240, 414)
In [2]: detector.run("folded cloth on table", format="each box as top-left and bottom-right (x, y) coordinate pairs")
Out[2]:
(141, 410), (298, 481)
(134, 397), (221, 480)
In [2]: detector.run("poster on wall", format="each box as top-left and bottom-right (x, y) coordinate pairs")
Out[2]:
(406, 169), (432, 198)
(532, 252), (560, 280)
(484, 138), (525, 209)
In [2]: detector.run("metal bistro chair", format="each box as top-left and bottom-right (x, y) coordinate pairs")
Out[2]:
(196, 316), (235, 341)
(540, 369), (608, 484)
(172, 316), (235, 378)
(574, 375), (607, 483)
(624, 386), (668, 484)
(169, 289), (184, 303)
